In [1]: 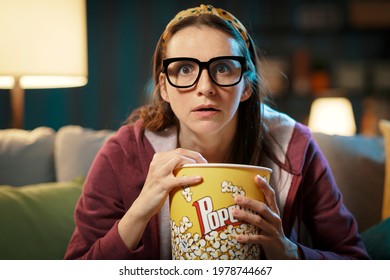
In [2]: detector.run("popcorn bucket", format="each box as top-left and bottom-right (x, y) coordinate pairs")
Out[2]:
(170, 163), (272, 260)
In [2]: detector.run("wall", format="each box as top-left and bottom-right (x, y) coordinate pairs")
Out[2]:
(0, 0), (389, 131)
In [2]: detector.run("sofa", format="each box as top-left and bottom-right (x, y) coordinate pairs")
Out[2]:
(0, 126), (114, 259)
(0, 122), (389, 260)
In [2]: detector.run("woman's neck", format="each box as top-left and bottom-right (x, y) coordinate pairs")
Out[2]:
(178, 126), (236, 163)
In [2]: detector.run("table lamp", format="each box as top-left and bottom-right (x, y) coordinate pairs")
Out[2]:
(0, 0), (88, 128)
(308, 97), (357, 136)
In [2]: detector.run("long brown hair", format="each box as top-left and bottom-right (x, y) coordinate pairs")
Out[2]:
(129, 13), (271, 166)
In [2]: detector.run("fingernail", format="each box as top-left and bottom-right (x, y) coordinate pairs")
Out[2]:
(256, 174), (266, 182)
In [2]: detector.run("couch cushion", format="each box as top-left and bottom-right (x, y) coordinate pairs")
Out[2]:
(379, 119), (390, 219)
(361, 217), (390, 260)
(313, 133), (385, 232)
(0, 127), (55, 186)
(55, 125), (115, 182)
(0, 178), (83, 259)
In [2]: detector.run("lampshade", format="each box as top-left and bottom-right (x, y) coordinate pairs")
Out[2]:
(0, 0), (88, 89)
(308, 97), (357, 136)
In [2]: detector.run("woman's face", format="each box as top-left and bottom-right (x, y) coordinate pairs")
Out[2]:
(160, 25), (251, 138)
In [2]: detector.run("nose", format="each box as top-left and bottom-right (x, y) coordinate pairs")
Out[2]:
(197, 68), (216, 96)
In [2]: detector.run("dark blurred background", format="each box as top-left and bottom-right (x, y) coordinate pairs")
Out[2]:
(1, 0), (389, 134)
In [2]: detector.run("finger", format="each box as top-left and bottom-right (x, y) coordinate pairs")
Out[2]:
(162, 150), (207, 176)
(234, 195), (275, 222)
(236, 233), (268, 244)
(171, 174), (203, 189)
(255, 175), (280, 215)
(174, 148), (208, 164)
(231, 202), (276, 235)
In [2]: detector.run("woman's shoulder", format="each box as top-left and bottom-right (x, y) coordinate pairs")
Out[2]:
(263, 104), (312, 142)
(104, 120), (141, 145)
(102, 118), (178, 157)
(263, 105), (315, 174)
(263, 104), (296, 129)
(97, 119), (151, 158)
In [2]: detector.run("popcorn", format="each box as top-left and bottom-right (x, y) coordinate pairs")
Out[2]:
(221, 180), (246, 197)
(181, 185), (193, 202)
(170, 217), (260, 260)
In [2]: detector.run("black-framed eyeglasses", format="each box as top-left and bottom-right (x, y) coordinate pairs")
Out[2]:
(162, 56), (246, 88)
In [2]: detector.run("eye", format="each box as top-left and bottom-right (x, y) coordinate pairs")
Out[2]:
(211, 61), (233, 76)
(178, 64), (194, 75)
(168, 61), (197, 77)
(216, 64), (230, 74)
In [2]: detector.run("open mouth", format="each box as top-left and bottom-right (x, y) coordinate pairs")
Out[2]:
(193, 104), (220, 112)
(196, 108), (218, 112)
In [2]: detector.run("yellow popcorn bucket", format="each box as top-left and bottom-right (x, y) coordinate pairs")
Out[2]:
(170, 163), (272, 260)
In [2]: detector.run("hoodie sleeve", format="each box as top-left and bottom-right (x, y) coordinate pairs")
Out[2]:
(64, 123), (159, 259)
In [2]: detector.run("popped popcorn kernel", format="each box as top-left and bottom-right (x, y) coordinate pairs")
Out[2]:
(170, 216), (260, 260)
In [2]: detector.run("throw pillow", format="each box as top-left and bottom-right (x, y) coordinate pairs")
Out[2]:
(0, 178), (83, 259)
(55, 125), (115, 182)
(379, 119), (390, 220)
(0, 127), (56, 186)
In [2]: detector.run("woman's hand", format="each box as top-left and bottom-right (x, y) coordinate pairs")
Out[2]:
(232, 175), (300, 259)
(118, 148), (207, 250)
(137, 148), (207, 219)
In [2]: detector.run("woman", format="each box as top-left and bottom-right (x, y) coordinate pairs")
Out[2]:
(64, 4), (369, 260)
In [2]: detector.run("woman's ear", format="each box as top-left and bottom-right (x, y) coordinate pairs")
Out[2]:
(240, 84), (252, 102)
(159, 73), (170, 103)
